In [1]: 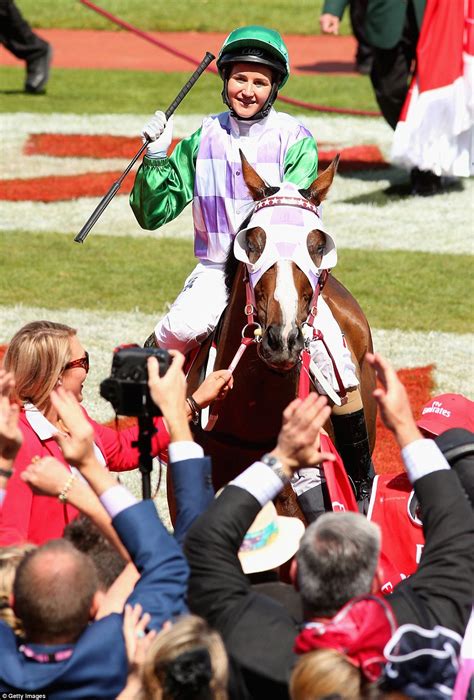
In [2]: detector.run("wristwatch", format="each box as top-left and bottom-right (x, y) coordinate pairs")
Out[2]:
(261, 453), (290, 484)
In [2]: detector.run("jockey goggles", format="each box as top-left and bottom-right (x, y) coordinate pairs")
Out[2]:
(234, 181), (337, 288)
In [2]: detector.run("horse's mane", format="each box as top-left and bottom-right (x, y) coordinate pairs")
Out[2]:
(224, 245), (239, 297)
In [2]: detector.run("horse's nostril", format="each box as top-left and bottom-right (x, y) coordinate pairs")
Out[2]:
(266, 324), (282, 351)
(288, 327), (303, 352)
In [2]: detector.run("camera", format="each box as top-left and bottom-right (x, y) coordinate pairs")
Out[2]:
(100, 344), (171, 417)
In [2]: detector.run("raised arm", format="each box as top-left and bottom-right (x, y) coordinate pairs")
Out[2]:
(37, 387), (188, 628)
(184, 395), (332, 689)
(367, 352), (474, 636)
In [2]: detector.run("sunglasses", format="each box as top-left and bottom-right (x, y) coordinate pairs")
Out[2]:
(64, 351), (90, 374)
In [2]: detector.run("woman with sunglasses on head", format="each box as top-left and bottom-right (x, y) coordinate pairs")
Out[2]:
(0, 321), (229, 546)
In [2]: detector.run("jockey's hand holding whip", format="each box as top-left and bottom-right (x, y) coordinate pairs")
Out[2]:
(141, 111), (174, 159)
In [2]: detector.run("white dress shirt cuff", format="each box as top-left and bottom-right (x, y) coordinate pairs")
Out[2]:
(230, 462), (284, 506)
(402, 438), (450, 484)
(100, 485), (138, 519)
(168, 441), (204, 463)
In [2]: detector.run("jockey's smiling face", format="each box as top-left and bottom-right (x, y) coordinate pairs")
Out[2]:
(227, 63), (273, 118)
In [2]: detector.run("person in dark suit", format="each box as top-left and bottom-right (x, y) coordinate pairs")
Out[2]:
(0, 0), (51, 93)
(184, 356), (473, 698)
(0, 351), (216, 699)
(320, 0), (373, 74)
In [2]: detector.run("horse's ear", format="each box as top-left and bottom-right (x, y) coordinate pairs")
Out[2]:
(239, 149), (279, 201)
(299, 154), (340, 206)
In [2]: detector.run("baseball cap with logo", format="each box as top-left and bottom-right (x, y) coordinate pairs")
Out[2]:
(416, 393), (474, 437)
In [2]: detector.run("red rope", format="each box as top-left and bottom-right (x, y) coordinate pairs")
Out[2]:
(79, 0), (381, 118)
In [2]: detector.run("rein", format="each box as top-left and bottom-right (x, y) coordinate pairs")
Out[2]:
(298, 270), (347, 405)
(204, 267), (262, 431)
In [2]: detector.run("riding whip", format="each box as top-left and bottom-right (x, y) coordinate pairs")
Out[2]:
(74, 51), (215, 243)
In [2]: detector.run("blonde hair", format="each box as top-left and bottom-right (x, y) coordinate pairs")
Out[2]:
(0, 543), (37, 635)
(141, 615), (229, 700)
(290, 650), (410, 700)
(290, 649), (364, 700)
(4, 321), (76, 413)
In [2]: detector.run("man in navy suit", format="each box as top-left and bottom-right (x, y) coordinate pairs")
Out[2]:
(0, 351), (217, 699)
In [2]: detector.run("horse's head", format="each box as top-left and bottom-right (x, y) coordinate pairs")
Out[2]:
(234, 150), (339, 371)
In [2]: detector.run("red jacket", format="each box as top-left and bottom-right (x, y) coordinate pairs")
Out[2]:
(0, 407), (169, 545)
(367, 472), (425, 594)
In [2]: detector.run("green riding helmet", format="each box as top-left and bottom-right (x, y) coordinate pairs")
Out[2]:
(217, 25), (290, 88)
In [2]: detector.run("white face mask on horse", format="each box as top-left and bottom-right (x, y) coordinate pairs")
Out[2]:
(233, 181), (337, 290)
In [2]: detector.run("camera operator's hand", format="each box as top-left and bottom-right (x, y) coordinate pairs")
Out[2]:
(366, 352), (421, 448)
(147, 351), (192, 443)
(192, 369), (233, 409)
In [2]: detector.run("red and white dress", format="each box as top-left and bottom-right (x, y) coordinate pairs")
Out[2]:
(391, 0), (474, 177)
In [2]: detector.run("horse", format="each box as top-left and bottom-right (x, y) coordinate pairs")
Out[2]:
(184, 153), (377, 521)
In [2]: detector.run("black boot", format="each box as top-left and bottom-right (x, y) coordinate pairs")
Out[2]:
(331, 409), (375, 513)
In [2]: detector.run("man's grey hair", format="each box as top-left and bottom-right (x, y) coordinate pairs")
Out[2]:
(296, 512), (381, 618)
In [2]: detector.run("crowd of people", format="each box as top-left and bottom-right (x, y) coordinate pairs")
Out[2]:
(0, 319), (472, 699)
(1, 6), (473, 700)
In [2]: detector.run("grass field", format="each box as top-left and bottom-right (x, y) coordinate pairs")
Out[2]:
(0, 68), (378, 115)
(0, 231), (471, 335)
(16, 0), (352, 34)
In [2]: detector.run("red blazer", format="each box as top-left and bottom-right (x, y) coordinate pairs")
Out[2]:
(0, 408), (169, 545)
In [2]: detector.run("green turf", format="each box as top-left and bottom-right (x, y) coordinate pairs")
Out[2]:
(0, 66), (378, 115)
(0, 230), (471, 334)
(16, 0), (352, 35)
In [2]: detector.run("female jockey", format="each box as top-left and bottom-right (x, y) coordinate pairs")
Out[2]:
(130, 25), (374, 511)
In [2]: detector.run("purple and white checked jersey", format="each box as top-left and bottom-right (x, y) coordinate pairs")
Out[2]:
(192, 109), (315, 263)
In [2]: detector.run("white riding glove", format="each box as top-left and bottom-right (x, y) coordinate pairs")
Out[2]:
(141, 111), (174, 159)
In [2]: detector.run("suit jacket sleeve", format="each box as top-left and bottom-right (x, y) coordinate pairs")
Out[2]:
(388, 470), (474, 637)
(171, 456), (214, 546)
(322, 0), (349, 18)
(184, 486), (298, 694)
(113, 500), (189, 628)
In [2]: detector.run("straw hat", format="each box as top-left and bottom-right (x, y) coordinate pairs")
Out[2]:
(238, 500), (305, 575)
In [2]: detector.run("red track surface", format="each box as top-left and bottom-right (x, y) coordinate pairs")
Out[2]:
(0, 28), (360, 75)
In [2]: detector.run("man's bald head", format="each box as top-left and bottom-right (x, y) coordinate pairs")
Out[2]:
(13, 538), (99, 643)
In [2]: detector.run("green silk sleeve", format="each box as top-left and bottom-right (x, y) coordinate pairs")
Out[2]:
(283, 136), (319, 188)
(129, 127), (202, 230)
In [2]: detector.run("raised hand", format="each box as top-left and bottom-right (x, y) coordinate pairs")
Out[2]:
(141, 110), (167, 142)
(366, 352), (421, 447)
(122, 603), (156, 667)
(50, 387), (96, 468)
(271, 393), (335, 475)
(21, 456), (73, 497)
(0, 370), (22, 463)
(143, 114), (174, 158)
(148, 351), (192, 442)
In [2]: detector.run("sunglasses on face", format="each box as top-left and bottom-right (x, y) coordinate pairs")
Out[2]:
(64, 351), (90, 373)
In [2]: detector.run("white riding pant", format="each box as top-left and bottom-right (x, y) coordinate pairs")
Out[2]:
(155, 262), (359, 392)
(155, 262), (228, 355)
(309, 296), (359, 392)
